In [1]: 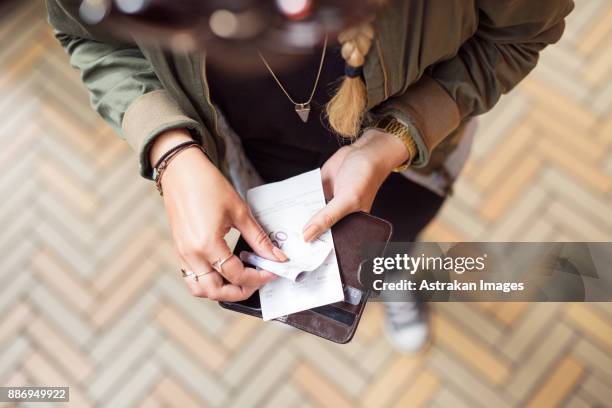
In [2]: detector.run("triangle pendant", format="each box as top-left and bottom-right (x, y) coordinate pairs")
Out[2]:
(295, 103), (311, 123)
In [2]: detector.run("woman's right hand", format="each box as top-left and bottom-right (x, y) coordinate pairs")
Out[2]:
(150, 129), (287, 301)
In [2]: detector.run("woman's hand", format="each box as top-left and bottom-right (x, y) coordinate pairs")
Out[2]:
(151, 129), (287, 301)
(303, 128), (410, 242)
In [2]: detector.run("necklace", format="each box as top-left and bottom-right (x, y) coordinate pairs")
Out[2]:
(258, 35), (328, 123)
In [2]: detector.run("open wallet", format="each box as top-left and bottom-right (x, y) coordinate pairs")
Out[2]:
(219, 211), (392, 344)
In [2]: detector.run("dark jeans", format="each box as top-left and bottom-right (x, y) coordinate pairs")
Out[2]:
(370, 173), (445, 241)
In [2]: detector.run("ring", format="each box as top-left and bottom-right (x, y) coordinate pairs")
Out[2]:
(182, 268), (213, 282)
(212, 253), (233, 274)
(194, 271), (213, 282)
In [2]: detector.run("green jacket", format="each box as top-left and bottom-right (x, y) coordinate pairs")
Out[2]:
(46, 0), (573, 180)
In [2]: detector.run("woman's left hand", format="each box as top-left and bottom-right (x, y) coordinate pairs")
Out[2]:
(303, 128), (411, 242)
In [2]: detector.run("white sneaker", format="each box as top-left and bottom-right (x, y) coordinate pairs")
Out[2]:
(384, 301), (430, 354)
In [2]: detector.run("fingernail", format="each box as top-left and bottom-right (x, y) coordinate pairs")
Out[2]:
(303, 225), (319, 242)
(272, 246), (288, 262)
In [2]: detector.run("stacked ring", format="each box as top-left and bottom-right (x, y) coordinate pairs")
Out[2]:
(181, 268), (213, 282)
(212, 253), (233, 274)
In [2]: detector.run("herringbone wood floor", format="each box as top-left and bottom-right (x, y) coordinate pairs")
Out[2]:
(1, 1), (612, 407)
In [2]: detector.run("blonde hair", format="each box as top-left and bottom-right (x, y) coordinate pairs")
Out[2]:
(325, 0), (389, 140)
(326, 21), (375, 138)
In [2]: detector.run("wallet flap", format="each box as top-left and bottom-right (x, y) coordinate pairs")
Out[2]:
(332, 212), (393, 290)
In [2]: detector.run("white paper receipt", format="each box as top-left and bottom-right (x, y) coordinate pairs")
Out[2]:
(239, 246), (331, 283)
(245, 169), (344, 321)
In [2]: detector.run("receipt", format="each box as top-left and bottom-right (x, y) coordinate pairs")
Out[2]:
(240, 245), (332, 282)
(245, 169), (344, 321)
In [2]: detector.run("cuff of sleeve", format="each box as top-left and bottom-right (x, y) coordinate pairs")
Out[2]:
(122, 90), (205, 179)
(377, 75), (461, 167)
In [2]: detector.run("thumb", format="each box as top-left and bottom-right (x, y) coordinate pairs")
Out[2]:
(303, 195), (356, 242)
(234, 208), (288, 262)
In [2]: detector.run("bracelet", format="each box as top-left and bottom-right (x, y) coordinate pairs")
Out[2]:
(152, 141), (208, 196)
(153, 140), (197, 169)
(367, 116), (418, 172)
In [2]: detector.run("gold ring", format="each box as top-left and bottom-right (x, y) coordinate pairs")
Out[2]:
(212, 253), (233, 274)
(182, 268), (214, 282)
(194, 271), (213, 282)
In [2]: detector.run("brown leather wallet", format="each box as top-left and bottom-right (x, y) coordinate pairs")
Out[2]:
(219, 211), (392, 343)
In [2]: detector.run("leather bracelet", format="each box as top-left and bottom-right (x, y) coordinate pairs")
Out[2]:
(153, 140), (197, 169)
(152, 141), (208, 196)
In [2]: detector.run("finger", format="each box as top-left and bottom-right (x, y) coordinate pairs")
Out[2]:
(213, 284), (258, 302)
(183, 270), (218, 297)
(194, 271), (259, 302)
(216, 255), (278, 287)
(178, 256), (219, 297)
(234, 207), (288, 262)
(177, 239), (267, 299)
(303, 195), (357, 242)
(184, 270), (257, 302)
(207, 237), (277, 287)
(178, 244), (215, 282)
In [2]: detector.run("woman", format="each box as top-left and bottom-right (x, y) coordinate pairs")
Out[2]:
(47, 0), (572, 351)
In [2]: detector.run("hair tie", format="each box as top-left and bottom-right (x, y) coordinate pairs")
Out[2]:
(344, 64), (363, 78)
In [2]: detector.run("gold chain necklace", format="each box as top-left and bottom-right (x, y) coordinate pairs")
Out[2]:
(258, 35), (328, 123)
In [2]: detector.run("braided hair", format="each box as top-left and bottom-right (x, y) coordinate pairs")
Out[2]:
(326, 19), (375, 138)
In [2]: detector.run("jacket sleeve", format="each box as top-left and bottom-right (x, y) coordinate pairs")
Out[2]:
(381, 0), (574, 167)
(47, 1), (205, 179)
